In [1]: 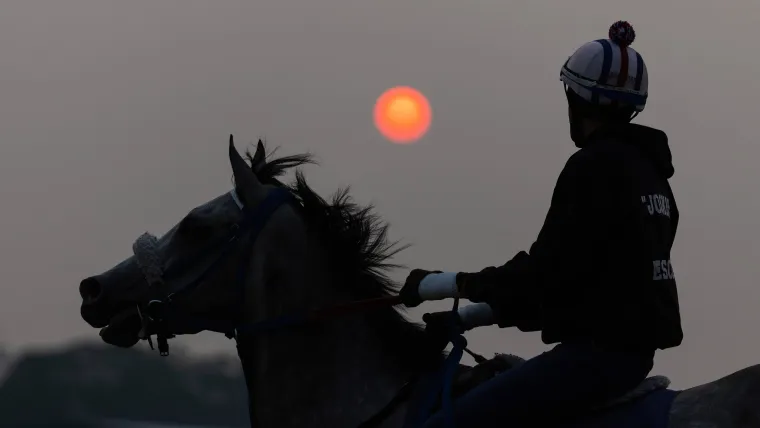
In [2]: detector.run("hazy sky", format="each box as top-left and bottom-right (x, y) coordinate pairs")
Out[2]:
(2, 0), (760, 390)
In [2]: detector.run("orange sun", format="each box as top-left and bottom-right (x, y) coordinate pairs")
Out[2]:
(374, 86), (432, 144)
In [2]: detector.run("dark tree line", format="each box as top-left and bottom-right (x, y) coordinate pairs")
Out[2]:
(0, 343), (249, 427)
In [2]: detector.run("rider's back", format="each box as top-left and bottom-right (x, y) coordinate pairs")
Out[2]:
(539, 122), (682, 351)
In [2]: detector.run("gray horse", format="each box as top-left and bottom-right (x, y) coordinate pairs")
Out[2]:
(79, 137), (760, 428)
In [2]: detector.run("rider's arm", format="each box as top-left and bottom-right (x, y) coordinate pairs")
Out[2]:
(454, 148), (616, 331)
(456, 250), (542, 331)
(415, 242), (542, 332)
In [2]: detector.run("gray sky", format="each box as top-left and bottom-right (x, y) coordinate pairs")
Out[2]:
(2, 0), (760, 390)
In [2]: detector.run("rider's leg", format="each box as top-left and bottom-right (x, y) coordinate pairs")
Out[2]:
(421, 342), (654, 428)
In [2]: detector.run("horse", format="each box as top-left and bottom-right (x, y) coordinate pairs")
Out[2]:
(79, 136), (760, 428)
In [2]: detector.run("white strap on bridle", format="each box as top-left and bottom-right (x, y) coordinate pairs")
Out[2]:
(132, 233), (165, 288)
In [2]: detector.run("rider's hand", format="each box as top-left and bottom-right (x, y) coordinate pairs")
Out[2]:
(420, 310), (464, 359)
(399, 269), (440, 307)
(422, 310), (465, 335)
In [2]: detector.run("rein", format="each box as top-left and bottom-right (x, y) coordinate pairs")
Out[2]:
(132, 186), (479, 428)
(235, 295), (402, 334)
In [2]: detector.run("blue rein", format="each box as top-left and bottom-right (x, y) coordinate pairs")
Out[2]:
(405, 297), (466, 428)
(441, 301), (466, 428)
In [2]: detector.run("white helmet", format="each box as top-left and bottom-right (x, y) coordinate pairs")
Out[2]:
(560, 21), (648, 113)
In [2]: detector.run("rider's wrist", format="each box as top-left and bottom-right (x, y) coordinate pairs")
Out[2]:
(458, 303), (495, 329)
(418, 272), (459, 300)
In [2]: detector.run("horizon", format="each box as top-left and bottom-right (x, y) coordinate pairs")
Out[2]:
(2, 0), (760, 391)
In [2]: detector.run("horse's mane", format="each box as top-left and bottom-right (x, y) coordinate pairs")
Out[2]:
(244, 143), (432, 366)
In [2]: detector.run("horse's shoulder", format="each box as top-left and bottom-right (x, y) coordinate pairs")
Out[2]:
(669, 364), (760, 428)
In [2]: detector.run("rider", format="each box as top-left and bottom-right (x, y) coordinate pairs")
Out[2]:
(399, 21), (683, 427)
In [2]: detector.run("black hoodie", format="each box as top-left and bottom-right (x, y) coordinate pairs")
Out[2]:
(458, 123), (683, 351)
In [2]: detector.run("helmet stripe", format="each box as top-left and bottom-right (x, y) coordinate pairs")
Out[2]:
(612, 45), (630, 108)
(592, 39), (613, 104)
(634, 51), (644, 91)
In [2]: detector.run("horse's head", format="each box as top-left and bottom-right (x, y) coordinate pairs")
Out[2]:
(79, 136), (290, 350)
(78, 136), (446, 426)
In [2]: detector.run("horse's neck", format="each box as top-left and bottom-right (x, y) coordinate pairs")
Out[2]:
(238, 256), (414, 427)
(239, 313), (412, 427)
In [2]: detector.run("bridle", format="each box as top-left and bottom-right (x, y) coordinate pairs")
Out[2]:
(130, 185), (479, 428)
(131, 186), (296, 356)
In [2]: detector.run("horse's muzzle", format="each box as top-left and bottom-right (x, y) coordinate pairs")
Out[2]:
(79, 255), (145, 328)
(98, 307), (142, 348)
(80, 276), (110, 327)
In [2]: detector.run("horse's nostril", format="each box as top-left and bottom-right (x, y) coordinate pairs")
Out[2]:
(79, 277), (103, 301)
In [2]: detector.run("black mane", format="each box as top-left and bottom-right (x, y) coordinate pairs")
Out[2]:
(244, 143), (432, 365)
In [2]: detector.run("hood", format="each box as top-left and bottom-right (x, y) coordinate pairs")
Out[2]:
(591, 123), (675, 179)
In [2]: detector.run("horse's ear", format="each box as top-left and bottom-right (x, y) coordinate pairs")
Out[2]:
(229, 135), (265, 206)
(251, 139), (266, 171)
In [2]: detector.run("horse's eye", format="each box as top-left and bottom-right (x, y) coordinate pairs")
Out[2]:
(178, 216), (215, 241)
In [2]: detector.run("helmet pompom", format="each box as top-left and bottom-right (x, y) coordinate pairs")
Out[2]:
(608, 21), (636, 47)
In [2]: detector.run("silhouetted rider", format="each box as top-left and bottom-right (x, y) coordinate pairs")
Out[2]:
(399, 21), (682, 428)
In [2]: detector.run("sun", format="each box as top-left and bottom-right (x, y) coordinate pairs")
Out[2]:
(374, 86), (432, 144)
